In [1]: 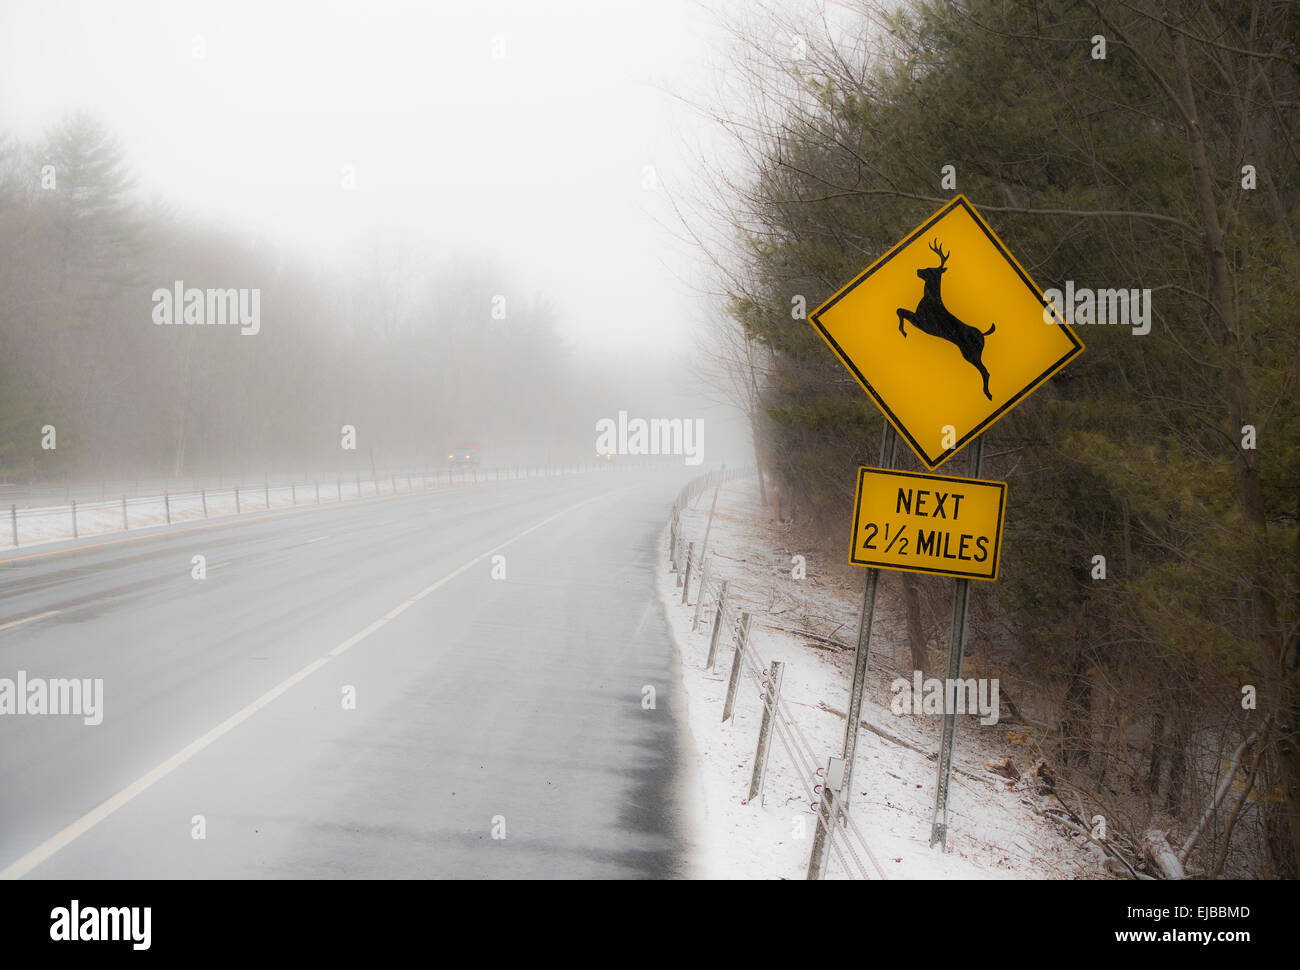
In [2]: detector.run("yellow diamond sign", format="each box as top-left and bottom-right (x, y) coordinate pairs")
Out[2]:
(809, 196), (1083, 469)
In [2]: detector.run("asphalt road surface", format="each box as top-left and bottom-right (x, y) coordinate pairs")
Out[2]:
(0, 469), (701, 878)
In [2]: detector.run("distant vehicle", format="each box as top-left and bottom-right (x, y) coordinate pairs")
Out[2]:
(446, 442), (481, 466)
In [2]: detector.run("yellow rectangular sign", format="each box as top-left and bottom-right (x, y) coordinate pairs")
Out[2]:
(849, 466), (1007, 581)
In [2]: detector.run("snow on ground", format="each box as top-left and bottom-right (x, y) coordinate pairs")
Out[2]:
(659, 475), (1108, 880)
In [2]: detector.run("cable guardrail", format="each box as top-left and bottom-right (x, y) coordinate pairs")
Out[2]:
(2, 460), (632, 550)
(666, 465), (887, 880)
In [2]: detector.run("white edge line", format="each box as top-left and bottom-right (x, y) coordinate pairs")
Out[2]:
(0, 494), (600, 879)
(0, 610), (60, 633)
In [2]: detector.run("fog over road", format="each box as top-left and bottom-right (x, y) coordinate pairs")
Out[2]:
(0, 470), (699, 878)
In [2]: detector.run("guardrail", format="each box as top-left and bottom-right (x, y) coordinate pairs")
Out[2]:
(666, 466), (888, 881)
(2, 461), (632, 550)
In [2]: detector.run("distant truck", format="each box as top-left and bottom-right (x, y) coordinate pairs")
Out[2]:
(446, 442), (481, 466)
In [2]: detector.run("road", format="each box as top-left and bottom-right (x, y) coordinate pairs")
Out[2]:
(0, 470), (700, 878)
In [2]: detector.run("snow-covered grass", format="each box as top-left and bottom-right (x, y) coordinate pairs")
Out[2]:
(660, 475), (1109, 880)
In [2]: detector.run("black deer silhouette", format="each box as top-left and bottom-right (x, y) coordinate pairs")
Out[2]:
(896, 240), (996, 400)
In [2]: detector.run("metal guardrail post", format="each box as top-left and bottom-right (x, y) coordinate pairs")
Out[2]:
(722, 611), (752, 722)
(747, 660), (784, 805)
(10, 504), (17, 546)
(691, 555), (712, 632)
(698, 469), (722, 563)
(705, 581), (728, 670)
(807, 756), (845, 880)
(201, 488), (208, 518)
(71, 500), (78, 538)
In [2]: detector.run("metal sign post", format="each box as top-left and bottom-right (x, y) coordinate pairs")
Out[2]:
(839, 422), (896, 815)
(929, 435), (984, 850)
(803, 196), (1083, 852)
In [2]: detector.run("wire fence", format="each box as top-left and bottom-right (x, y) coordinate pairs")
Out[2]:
(1, 460), (628, 550)
(667, 469), (888, 880)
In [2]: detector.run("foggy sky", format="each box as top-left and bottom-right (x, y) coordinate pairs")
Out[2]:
(0, 0), (723, 359)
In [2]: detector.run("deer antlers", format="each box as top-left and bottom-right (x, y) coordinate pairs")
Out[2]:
(928, 239), (949, 268)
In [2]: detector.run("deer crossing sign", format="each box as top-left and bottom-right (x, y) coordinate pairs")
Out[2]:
(850, 466), (1007, 581)
(809, 196), (1083, 469)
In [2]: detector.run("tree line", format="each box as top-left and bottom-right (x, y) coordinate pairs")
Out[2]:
(0, 114), (634, 484)
(695, 0), (1298, 877)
